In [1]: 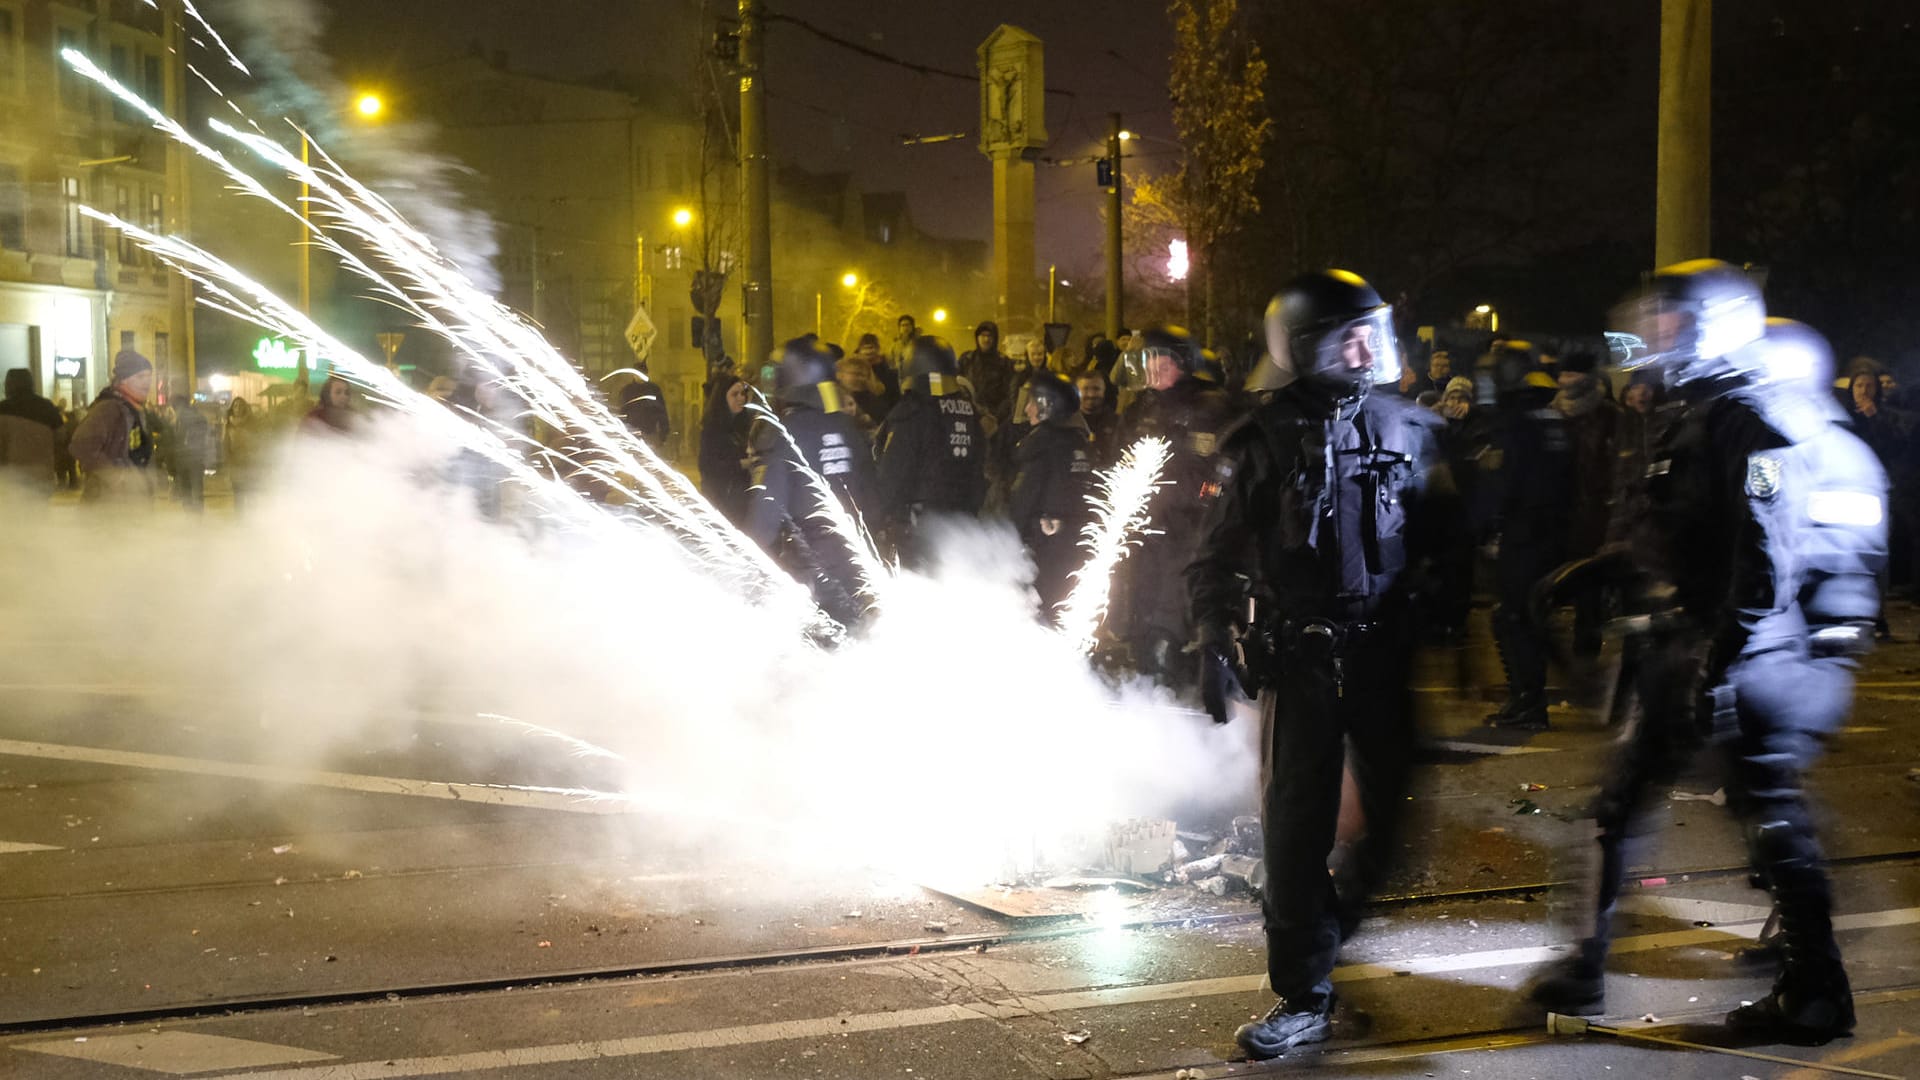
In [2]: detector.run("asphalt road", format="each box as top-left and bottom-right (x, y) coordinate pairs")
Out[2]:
(1, 605), (1916, 1078)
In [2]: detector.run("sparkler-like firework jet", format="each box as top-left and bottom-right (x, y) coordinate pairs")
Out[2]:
(1054, 437), (1173, 655)
(741, 396), (893, 609)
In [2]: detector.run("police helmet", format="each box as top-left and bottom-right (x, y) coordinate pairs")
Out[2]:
(1195, 348), (1226, 385)
(1026, 370), (1080, 424)
(1137, 324), (1202, 375)
(776, 336), (843, 412)
(905, 335), (959, 396)
(1264, 269), (1402, 401)
(1486, 339), (1554, 396)
(1610, 259), (1766, 385)
(1758, 317), (1835, 390)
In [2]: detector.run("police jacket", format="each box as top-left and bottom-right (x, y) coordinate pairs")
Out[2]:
(874, 391), (988, 522)
(1120, 376), (1238, 537)
(1475, 385), (1574, 547)
(1187, 382), (1441, 639)
(744, 405), (876, 549)
(1638, 377), (1888, 671)
(1009, 415), (1095, 545)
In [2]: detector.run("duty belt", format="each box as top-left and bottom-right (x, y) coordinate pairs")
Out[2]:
(1277, 618), (1386, 697)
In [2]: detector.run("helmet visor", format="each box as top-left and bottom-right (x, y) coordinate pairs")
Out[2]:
(1298, 308), (1400, 390)
(1608, 294), (1684, 371)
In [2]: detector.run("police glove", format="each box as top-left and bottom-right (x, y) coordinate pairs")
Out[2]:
(1199, 642), (1247, 726)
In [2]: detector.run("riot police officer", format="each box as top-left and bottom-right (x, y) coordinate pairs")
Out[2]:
(1009, 370), (1095, 619)
(1187, 271), (1442, 1059)
(1528, 262), (1886, 1044)
(1117, 325), (1238, 684)
(1479, 340), (1575, 730)
(744, 337), (879, 626)
(874, 335), (988, 566)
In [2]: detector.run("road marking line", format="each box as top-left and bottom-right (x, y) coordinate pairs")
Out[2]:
(0, 739), (632, 816)
(0, 841), (61, 855)
(200, 905), (1920, 1080)
(16, 1031), (336, 1073)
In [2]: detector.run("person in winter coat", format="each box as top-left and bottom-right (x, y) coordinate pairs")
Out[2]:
(70, 350), (158, 504)
(698, 375), (753, 523)
(959, 321), (1014, 429)
(1010, 370), (1095, 618)
(0, 368), (62, 498)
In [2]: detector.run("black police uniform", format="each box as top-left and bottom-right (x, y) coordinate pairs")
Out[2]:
(1480, 373), (1575, 728)
(1187, 380), (1441, 1010)
(1118, 375), (1237, 681)
(874, 385), (988, 563)
(1535, 372), (1887, 1039)
(745, 389), (877, 628)
(1010, 414), (1095, 616)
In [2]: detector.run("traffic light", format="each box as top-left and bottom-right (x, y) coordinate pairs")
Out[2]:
(690, 270), (727, 317)
(1096, 157), (1113, 188)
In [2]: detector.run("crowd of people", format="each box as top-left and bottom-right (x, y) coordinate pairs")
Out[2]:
(0, 350), (367, 511)
(721, 262), (1889, 1060)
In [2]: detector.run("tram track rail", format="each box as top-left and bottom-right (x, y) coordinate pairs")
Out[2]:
(4, 846), (1915, 1039)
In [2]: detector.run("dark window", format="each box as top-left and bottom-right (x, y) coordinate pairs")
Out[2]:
(116, 186), (138, 263)
(143, 54), (162, 104)
(56, 28), (87, 112)
(0, 9), (18, 92)
(62, 176), (87, 257)
(0, 164), (22, 249)
(120, 330), (135, 351)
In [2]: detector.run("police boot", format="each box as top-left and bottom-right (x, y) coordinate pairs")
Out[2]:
(1728, 822), (1854, 1043)
(1733, 895), (1784, 972)
(1526, 937), (1607, 1016)
(1235, 991), (1336, 1060)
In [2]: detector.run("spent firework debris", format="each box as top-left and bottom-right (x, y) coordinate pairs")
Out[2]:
(1054, 436), (1173, 655)
(479, 714), (629, 763)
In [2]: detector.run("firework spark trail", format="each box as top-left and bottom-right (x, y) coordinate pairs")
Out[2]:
(139, 0), (252, 76)
(742, 397), (892, 607)
(60, 50), (807, 614)
(479, 714), (628, 762)
(213, 119), (784, 594)
(1053, 436), (1173, 655)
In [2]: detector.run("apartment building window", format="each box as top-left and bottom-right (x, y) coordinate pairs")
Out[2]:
(56, 27), (87, 112)
(62, 176), (87, 257)
(144, 54), (162, 104)
(109, 44), (139, 123)
(0, 164), (22, 250)
(116, 186), (138, 264)
(148, 190), (163, 234)
(0, 8), (19, 95)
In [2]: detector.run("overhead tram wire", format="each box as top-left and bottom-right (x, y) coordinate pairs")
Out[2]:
(760, 6), (1078, 99)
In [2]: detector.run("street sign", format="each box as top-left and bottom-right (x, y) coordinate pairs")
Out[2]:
(625, 305), (658, 362)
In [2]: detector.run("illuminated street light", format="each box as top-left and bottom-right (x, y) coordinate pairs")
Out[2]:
(355, 93), (384, 119)
(932, 308), (949, 324)
(1167, 239), (1189, 282)
(841, 272), (859, 289)
(1118, 130), (1133, 142)
(672, 207), (694, 228)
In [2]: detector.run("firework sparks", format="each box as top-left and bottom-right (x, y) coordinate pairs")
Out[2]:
(1053, 437), (1173, 655)
(742, 395), (892, 608)
(480, 714), (629, 763)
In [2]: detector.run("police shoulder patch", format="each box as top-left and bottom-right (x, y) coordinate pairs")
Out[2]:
(1745, 452), (1783, 500)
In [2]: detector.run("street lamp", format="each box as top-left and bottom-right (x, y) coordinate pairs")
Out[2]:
(301, 90), (387, 319)
(932, 308), (948, 324)
(672, 207), (694, 229)
(841, 272), (859, 289)
(355, 93), (384, 119)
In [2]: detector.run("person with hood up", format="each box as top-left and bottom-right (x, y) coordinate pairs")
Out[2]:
(1010, 370), (1095, 618)
(959, 320), (1014, 429)
(70, 350), (158, 504)
(697, 374), (753, 523)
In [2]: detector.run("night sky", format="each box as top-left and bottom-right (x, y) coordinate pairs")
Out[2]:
(320, 0), (1177, 277)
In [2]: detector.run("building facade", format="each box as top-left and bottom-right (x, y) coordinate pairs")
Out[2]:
(0, 0), (182, 410)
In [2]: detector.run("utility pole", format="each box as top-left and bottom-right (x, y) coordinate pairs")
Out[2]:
(161, 0), (196, 394)
(1105, 112), (1123, 341)
(738, 0), (773, 371)
(1655, 0), (1711, 266)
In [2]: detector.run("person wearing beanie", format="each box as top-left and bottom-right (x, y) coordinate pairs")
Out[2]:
(69, 350), (157, 504)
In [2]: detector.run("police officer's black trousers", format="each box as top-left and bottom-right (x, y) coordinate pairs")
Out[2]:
(1257, 627), (1417, 1001)
(1491, 542), (1562, 708)
(1576, 644), (1852, 986)
(1028, 529), (1079, 621)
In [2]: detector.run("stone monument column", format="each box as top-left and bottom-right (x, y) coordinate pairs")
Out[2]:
(977, 26), (1048, 336)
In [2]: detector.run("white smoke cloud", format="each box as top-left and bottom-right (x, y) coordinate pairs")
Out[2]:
(205, 0), (501, 294)
(0, 422), (1258, 888)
